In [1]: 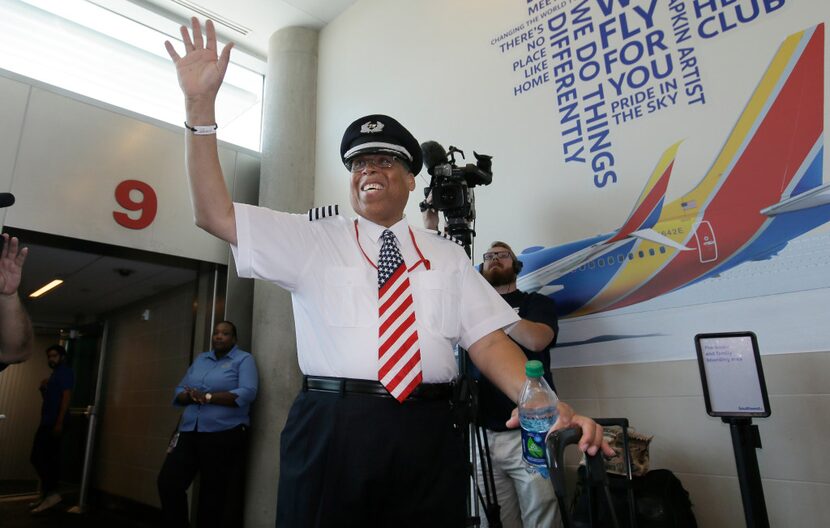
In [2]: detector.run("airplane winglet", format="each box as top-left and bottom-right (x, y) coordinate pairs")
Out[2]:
(762, 181), (830, 216)
(607, 141), (681, 243)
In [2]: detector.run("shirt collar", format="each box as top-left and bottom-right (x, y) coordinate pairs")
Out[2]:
(357, 215), (410, 246)
(207, 345), (238, 361)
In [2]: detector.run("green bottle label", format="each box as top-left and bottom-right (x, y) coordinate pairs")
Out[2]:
(521, 429), (547, 467)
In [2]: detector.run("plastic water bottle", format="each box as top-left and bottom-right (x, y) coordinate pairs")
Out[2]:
(518, 360), (559, 479)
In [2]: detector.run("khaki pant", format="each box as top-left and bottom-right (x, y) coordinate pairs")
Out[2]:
(477, 428), (561, 528)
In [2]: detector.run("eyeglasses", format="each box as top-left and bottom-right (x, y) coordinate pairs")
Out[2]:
(350, 155), (399, 172)
(482, 251), (512, 261)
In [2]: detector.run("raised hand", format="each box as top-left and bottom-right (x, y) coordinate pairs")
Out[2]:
(164, 18), (234, 104)
(0, 234), (28, 296)
(167, 18), (239, 245)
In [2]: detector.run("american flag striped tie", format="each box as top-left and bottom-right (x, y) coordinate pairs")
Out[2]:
(377, 229), (422, 402)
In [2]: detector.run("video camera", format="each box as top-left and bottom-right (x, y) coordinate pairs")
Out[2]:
(419, 141), (493, 251)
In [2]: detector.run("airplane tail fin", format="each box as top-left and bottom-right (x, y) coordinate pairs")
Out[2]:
(606, 141), (681, 243)
(665, 24), (824, 218)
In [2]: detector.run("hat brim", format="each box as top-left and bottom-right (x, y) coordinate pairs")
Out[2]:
(343, 142), (414, 163)
(343, 144), (414, 172)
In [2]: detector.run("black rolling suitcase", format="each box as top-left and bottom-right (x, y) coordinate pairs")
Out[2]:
(546, 418), (638, 528)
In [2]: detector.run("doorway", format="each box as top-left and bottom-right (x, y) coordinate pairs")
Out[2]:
(0, 227), (225, 516)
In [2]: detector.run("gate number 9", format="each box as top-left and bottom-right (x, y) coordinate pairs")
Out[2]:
(113, 180), (157, 230)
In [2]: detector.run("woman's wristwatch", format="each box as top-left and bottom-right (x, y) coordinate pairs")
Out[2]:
(205, 393), (213, 404)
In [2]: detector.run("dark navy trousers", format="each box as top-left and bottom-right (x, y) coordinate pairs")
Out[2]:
(276, 388), (467, 527)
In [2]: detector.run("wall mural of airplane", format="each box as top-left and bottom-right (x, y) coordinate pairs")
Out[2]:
(517, 24), (828, 319)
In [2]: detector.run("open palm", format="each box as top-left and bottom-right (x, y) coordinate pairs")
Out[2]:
(164, 18), (234, 101)
(0, 235), (27, 296)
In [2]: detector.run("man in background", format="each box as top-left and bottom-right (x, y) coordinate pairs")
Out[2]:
(0, 231), (34, 371)
(29, 344), (74, 514)
(475, 241), (561, 528)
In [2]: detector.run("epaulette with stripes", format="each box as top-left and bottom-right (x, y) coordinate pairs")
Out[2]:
(436, 231), (465, 246)
(308, 204), (339, 221)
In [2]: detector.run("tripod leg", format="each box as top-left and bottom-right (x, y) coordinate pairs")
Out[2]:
(475, 426), (502, 527)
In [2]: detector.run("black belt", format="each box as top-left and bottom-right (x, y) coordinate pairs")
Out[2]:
(303, 376), (454, 401)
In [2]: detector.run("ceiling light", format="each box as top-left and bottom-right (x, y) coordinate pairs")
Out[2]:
(29, 279), (64, 298)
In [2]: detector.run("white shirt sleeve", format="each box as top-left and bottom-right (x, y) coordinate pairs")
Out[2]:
(457, 258), (520, 350)
(231, 203), (315, 292)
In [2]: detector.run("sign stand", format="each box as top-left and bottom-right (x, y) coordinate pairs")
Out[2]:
(724, 417), (769, 528)
(695, 332), (771, 528)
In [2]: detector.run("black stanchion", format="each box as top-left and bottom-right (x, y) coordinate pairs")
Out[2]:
(724, 417), (770, 528)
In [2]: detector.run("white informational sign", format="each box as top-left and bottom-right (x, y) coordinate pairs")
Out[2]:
(695, 333), (771, 417)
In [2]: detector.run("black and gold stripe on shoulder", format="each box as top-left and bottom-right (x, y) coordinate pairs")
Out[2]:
(436, 231), (465, 246)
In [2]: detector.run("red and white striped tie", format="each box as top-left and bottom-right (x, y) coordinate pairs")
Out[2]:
(377, 229), (422, 402)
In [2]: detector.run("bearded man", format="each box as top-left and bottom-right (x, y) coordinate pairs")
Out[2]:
(475, 241), (561, 528)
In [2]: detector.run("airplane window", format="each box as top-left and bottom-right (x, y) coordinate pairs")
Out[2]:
(638, 251), (644, 258)
(659, 246), (666, 254)
(579, 265), (585, 271)
(607, 256), (614, 265)
(589, 261), (595, 269)
(628, 253), (634, 260)
(598, 258), (605, 268)
(618, 255), (624, 263)
(649, 248), (655, 256)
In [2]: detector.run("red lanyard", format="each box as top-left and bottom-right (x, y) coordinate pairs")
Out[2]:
(353, 220), (431, 272)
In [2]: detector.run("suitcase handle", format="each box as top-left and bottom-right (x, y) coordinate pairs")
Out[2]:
(546, 426), (620, 528)
(546, 427), (609, 495)
(546, 426), (580, 499)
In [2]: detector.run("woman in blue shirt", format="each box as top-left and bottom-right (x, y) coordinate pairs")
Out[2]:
(157, 321), (258, 528)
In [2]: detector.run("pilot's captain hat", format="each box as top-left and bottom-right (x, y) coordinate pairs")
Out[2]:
(340, 114), (423, 175)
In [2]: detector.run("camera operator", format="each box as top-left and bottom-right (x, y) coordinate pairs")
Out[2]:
(478, 241), (560, 528)
(165, 18), (611, 526)
(421, 213), (584, 528)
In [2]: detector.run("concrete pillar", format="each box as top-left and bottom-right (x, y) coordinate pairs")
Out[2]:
(244, 27), (318, 528)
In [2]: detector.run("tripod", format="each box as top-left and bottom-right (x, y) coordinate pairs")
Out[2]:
(428, 185), (502, 527)
(457, 351), (503, 528)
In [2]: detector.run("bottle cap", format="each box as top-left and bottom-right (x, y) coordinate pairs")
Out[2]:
(525, 360), (543, 377)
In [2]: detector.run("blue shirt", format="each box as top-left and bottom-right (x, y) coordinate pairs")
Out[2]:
(41, 363), (74, 426)
(174, 346), (259, 432)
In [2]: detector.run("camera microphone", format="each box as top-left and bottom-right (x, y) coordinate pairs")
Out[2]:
(420, 141), (448, 176)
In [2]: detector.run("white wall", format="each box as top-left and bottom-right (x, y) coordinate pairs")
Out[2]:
(94, 282), (197, 507)
(0, 68), (260, 264)
(554, 351), (830, 527)
(316, 0), (830, 254)
(316, 1), (830, 526)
